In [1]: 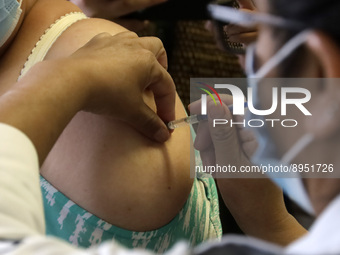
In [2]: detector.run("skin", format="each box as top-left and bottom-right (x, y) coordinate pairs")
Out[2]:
(190, 95), (308, 246)
(70, 0), (167, 32)
(206, 0), (258, 68)
(0, 0), (192, 232)
(70, 0), (167, 20)
(255, 0), (340, 216)
(224, 0), (258, 45)
(192, 0), (340, 247)
(3, 0), (340, 250)
(0, 32), (175, 162)
(207, 0), (258, 47)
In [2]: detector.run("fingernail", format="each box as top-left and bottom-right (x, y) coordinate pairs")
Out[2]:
(154, 128), (170, 143)
(208, 103), (225, 119)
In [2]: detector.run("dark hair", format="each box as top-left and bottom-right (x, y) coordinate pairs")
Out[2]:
(268, 0), (340, 77)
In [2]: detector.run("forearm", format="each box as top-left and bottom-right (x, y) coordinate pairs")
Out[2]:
(217, 178), (307, 246)
(0, 60), (86, 165)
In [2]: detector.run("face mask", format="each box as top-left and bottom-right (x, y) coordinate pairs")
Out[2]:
(0, 0), (22, 47)
(245, 30), (315, 215)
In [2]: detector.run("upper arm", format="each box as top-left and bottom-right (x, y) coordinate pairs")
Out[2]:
(37, 7), (193, 231)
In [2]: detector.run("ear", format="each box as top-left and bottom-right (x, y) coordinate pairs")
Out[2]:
(304, 31), (340, 138)
(305, 31), (340, 78)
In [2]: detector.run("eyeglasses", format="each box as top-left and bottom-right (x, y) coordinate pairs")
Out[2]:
(208, 4), (305, 32)
(245, 43), (258, 76)
(209, 4), (311, 79)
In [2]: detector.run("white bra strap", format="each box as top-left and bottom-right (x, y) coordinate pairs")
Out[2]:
(18, 12), (88, 80)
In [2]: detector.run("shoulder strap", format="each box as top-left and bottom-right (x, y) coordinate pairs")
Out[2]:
(18, 12), (87, 80)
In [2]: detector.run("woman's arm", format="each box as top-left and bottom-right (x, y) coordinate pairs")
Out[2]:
(0, 31), (175, 164)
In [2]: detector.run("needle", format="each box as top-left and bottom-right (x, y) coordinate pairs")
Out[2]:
(167, 102), (248, 130)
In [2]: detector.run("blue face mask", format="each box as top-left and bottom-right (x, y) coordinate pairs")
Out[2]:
(245, 30), (315, 215)
(0, 0), (22, 47)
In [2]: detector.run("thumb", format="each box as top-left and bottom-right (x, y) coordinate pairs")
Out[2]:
(127, 103), (170, 143)
(207, 101), (242, 167)
(237, 0), (256, 10)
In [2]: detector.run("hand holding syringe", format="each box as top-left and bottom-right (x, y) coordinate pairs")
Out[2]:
(168, 102), (248, 129)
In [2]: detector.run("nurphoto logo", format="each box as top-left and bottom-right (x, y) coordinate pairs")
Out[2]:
(200, 84), (312, 128)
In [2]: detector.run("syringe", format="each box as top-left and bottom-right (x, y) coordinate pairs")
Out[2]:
(167, 115), (208, 129)
(167, 102), (248, 130)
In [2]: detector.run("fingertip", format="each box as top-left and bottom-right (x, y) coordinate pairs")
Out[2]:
(189, 100), (202, 115)
(130, 103), (172, 143)
(237, 0), (256, 10)
(208, 103), (226, 120)
(207, 100), (233, 122)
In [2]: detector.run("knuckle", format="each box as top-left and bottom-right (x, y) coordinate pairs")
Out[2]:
(117, 31), (138, 39)
(126, 31), (139, 38)
(85, 32), (111, 47)
(140, 49), (156, 61)
(151, 37), (166, 54)
(94, 32), (112, 40)
(151, 36), (164, 48)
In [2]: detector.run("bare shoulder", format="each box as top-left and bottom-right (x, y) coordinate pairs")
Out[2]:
(0, 0), (126, 88)
(44, 17), (127, 60)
